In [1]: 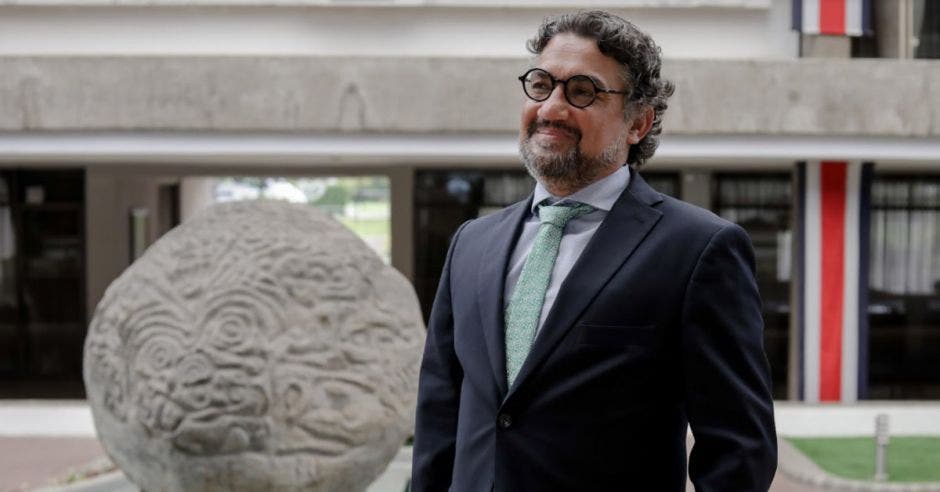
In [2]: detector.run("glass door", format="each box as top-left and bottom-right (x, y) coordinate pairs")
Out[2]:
(0, 169), (86, 398)
(0, 173), (19, 376)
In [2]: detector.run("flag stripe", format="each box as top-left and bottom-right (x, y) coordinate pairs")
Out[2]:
(845, 0), (862, 36)
(793, 0), (804, 33)
(841, 162), (860, 402)
(800, 161), (869, 402)
(819, 161), (846, 401)
(820, 0), (846, 35)
(803, 162), (822, 402)
(803, 0), (820, 36)
(796, 0), (871, 36)
(861, 0), (872, 35)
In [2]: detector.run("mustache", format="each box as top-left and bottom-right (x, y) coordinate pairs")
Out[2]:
(526, 120), (581, 140)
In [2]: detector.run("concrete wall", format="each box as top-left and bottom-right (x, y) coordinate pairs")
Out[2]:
(85, 168), (177, 318)
(0, 2), (795, 59)
(1, 56), (938, 137)
(0, 0), (772, 6)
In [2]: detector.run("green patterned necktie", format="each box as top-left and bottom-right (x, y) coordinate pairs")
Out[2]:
(505, 202), (595, 386)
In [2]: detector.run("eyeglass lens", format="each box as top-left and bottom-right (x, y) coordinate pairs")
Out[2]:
(522, 69), (598, 108)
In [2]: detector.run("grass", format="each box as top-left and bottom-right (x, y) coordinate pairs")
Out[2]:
(788, 437), (940, 482)
(344, 201), (389, 217)
(338, 218), (389, 237)
(336, 217), (390, 261)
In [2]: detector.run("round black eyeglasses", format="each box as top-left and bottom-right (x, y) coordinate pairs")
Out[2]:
(518, 68), (629, 109)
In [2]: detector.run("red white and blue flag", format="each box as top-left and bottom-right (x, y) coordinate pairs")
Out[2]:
(793, 0), (872, 36)
(796, 161), (872, 402)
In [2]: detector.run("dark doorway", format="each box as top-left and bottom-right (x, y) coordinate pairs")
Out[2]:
(0, 169), (86, 398)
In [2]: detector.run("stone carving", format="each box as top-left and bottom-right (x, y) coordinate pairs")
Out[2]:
(84, 200), (426, 492)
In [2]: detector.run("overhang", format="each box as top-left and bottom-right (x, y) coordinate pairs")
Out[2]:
(1, 57), (937, 137)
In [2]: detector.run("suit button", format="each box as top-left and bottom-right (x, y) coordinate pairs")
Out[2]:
(498, 413), (512, 429)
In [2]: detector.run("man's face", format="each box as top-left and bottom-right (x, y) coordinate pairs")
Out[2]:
(519, 33), (633, 191)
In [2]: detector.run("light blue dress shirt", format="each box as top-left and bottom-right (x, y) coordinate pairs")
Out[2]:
(503, 165), (631, 336)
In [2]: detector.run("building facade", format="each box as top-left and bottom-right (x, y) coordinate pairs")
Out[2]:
(0, 0), (938, 401)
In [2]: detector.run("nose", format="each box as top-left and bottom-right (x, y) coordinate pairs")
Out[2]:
(536, 83), (571, 121)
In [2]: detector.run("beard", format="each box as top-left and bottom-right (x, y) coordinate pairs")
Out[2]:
(519, 120), (626, 192)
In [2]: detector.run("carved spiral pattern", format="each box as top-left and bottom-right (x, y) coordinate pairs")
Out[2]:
(83, 200), (425, 492)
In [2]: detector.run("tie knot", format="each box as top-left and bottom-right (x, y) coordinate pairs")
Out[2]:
(537, 202), (594, 228)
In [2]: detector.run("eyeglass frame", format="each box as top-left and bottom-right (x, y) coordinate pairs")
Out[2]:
(517, 68), (630, 109)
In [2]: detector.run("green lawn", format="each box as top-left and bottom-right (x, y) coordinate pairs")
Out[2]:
(345, 201), (389, 216)
(338, 218), (389, 236)
(788, 437), (940, 482)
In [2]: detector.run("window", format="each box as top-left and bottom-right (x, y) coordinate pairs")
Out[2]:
(713, 173), (793, 399)
(211, 176), (391, 262)
(868, 175), (940, 398)
(0, 169), (86, 398)
(0, 175), (15, 377)
(852, 0), (940, 58)
(914, 0), (940, 58)
(413, 170), (534, 321)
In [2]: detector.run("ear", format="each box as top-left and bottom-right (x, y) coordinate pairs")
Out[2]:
(625, 106), (654, 145)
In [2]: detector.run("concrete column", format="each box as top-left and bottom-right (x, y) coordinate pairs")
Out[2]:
(875, 0), (922, 59)
(85, 168), (120, 322)
(388, 166), (414, 282)
(680, 171), (712, 209)
(877, 0), (905, 58)
(801, 35), (852, 58)
(85, 169), (168, 319)
(180, 177), (216, 222)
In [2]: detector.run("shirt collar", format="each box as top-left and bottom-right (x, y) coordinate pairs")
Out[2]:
(531, 165), (631, 214)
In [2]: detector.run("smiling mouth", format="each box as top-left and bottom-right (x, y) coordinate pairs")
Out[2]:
(527, 120), (581, 142)
(537, 129), (573, 139)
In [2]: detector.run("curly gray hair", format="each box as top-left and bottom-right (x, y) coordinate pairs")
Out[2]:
(527, 11), (675, 167)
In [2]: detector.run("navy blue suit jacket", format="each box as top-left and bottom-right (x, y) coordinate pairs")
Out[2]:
(412, 172), (777, 491)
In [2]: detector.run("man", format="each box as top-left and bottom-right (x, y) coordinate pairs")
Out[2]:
(413, 11), (777, 491)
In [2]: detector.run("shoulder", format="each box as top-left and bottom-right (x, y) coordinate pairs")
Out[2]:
(640, 193), (754, 273)
(628, 171), (739, 241)
(655, 193), (742, 239)
(651, 197), (757, 284)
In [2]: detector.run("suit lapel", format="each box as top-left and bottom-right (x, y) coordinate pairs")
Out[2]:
(477, 196), (531, 399)
(506, 172), (664, 398)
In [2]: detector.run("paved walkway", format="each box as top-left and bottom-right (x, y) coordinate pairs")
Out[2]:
(770, 474), (828, 492)
(0, 435), (828, 492)
(0, 437), (106, 492)
(3, 401), (939, 491)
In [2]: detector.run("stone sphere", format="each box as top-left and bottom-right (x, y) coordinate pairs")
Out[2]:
(83, 200), (426, 492)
